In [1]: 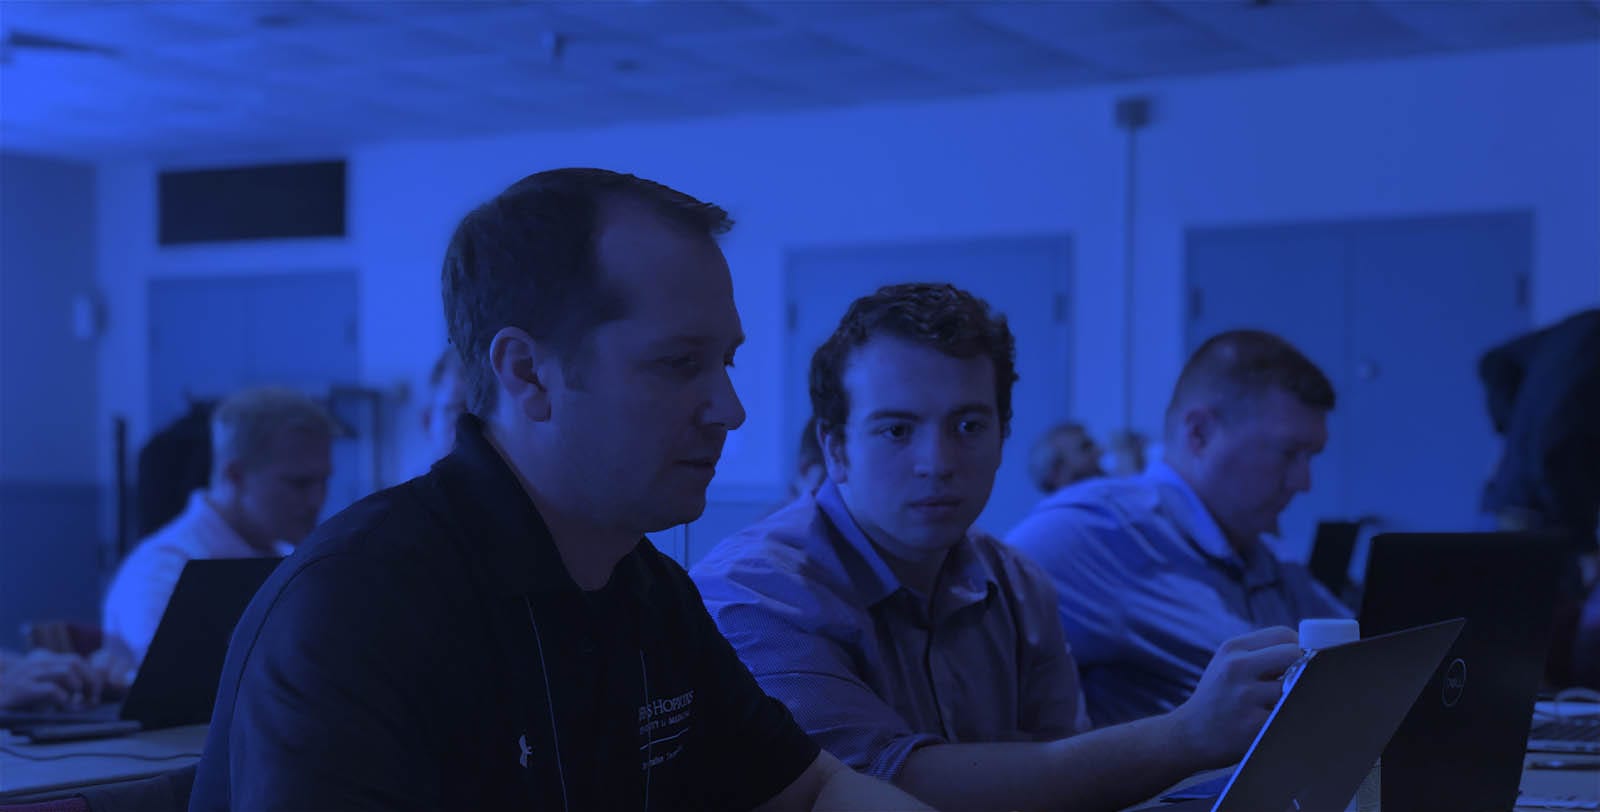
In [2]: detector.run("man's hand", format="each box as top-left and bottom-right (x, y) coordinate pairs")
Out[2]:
(0, 649), (99, 710)
(1171, 626), (1302, 768)
(87, 638), (137, 701)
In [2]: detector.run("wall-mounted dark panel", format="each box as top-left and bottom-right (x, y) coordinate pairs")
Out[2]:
(158, 160), (345, 245)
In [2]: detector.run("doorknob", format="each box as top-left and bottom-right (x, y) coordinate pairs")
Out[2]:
(1356, 359), (1380, 381)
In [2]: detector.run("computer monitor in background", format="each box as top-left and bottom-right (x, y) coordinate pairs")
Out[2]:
(1307, 520), (1362, 601)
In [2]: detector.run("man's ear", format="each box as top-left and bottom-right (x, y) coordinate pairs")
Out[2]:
(819, 422), (849, 485)
(489, 327), (557, 423)
(1181, 405), (1218, 456)
(216, 457), (245, 494)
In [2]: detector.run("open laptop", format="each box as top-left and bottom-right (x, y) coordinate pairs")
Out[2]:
(1307, 520), (1362, 599)
(1360, 531), (1565, 812)
(1144, 618), (1465, 811)
(0, 557), (279, 734)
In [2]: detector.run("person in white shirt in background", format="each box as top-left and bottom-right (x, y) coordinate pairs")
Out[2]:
(103, 386), (336, 666)
(420, 346), (468, 461)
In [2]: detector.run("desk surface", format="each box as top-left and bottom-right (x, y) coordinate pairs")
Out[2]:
(1129, 753), (1599, 811)
(0, 725), (207, 800)
(1, 726), (1594, 808)
(1519, 752), (1600, 809)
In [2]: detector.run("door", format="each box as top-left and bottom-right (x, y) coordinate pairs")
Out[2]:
(1186, 212), (1531, 564)
(785, 235), (1073, 538)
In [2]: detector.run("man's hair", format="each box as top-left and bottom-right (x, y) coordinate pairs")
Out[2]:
(1165, 330), (1336, 432)
(442, 168), (733, 414)
(210, 387), (338, 476)
(428, 345), (461, 389)
(1027, 422), (1088, 493)
(809, 282), (1018, 444)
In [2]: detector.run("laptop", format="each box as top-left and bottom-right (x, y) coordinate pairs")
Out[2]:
(1528, 704), (1600, 754)
(0, 557), (279, 734)
(1145, 618), (1466, 812)
(1307, 520), (1362, 599)
(1360, 532), (1565, 812)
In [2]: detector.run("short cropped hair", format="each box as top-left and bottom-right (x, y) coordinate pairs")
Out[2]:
(210, 387), (338, 476)
(1165, 330), (1335, 432)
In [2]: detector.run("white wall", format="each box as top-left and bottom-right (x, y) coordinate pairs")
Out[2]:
(2, 152), (99, 482)
(94, 42), (1600, 493)
(2, 152), (103, 644)
(94, 165), (353, 441)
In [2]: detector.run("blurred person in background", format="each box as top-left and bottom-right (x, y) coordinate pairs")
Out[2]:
(1479, 308), (1600, 687)
(421, 345), (468, 461)
(1105, 428), (1151, 477)
(1027, 421), (1104, 495)
(103, 386), (336, 666)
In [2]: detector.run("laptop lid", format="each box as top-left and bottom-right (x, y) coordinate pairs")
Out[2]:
(119, 557), (280, 729)
(1308, 521), (1361, 597)
(1360, 532), (1563, 812)
(1208, 618), (1465, 812)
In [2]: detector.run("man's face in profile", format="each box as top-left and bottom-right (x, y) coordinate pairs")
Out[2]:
(237, 427), (333, 544)
(1196, 387), (1327, 541)
(539, 203), (746, 535)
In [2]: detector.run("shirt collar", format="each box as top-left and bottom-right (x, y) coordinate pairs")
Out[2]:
(432, 414), (638, 598)
(187, 490), (260, 556)
(1144, 459), (1243, 563)
(813, 478), (998, 613)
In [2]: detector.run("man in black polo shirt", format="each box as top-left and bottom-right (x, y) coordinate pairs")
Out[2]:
(189, 169), (928, 811)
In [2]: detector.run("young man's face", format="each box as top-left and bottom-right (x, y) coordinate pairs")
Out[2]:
(541, 203), (746, 535)
(824, 335), (1003, 564)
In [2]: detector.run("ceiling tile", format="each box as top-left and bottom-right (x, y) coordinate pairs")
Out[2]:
(1371, 0), (1600, 49)
(1, 0), (1595, 161)
(743, 0), (950, 27)
(804, 7), (1089, 91)
(669, 28), (951, 102)
(541, 0), (776, 37)
(1155, 0), (1435, 62)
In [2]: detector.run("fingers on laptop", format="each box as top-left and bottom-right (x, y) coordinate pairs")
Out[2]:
(19, 650), (96, 707)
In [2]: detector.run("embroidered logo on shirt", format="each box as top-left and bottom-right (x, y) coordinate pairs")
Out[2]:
(518, 733), (533, 768)
(637, 689), (694, 771)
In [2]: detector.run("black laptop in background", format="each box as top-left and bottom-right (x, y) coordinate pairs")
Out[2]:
(0, 557), (280, 733)
(1360, 531), (1565, 812)
(1307, 520), (1363, 603)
